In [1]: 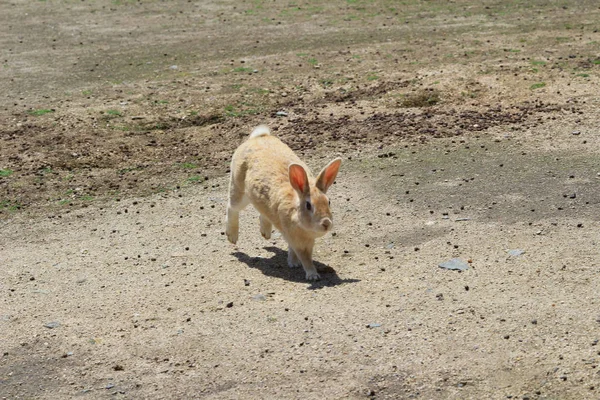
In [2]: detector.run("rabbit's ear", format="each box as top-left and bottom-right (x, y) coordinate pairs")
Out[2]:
(316, 158), (341, 193)
(289, 164), (310, 195)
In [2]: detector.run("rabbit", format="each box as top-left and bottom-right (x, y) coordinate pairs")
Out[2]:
(225, 125), (341, 281)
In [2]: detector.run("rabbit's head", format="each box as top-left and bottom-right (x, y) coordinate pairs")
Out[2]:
(288, 158), (342, 237)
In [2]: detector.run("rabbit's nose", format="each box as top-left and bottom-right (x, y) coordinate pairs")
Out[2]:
(322, 219), (332, 230)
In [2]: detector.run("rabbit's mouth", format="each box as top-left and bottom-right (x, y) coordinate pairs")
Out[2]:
(320, 218), (333, 232)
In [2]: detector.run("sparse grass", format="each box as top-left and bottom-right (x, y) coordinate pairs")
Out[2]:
(224, 104), (260, 117)
(530, 82), (546, 90)
(530, 60), (547, 66)
(106, 109), (122, 117)
(307, 58), (318, 66)
(576, 73), (590, 78)
(118, 166), (142, 175)
(0, 199), (21, 211)
(0, 169), (13, 177)
(28, 109), (54, 116)
(367, 74), (379, 81)
(178, 162), (198, 170)
(400, 90), (441, 107)
(187, 175), (203, 183)
(249, 87), (270, 95)
(233, 67), (254, 73)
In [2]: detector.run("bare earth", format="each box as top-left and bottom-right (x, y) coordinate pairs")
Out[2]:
(1, 1), (600, 399)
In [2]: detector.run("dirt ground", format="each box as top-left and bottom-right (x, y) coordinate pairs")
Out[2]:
(1, 0), (600, 399)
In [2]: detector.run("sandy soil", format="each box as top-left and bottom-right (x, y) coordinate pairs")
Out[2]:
(1, 1), (600, 399)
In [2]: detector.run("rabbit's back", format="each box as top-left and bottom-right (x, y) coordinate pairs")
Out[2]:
(231, 134), (312, 223)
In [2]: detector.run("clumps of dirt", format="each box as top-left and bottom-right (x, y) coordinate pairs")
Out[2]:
(280, 101), (569, 153)
(399, 89), (441, 108)
(323, 80), (412, 103)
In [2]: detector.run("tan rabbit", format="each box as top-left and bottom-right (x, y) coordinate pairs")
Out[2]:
(226, 125), (341, 281)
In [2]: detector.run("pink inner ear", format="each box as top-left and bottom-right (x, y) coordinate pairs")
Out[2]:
(290, 165), (307, 193)
(322, 160), (340, 188)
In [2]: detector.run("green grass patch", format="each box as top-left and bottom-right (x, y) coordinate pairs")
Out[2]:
(187, 175), (203, 183)
(0, 169), (13, 177)
(0, 199), (21, 211)
(28, 109), (54, 116)
(233, 67), (254, 73)
(576, 73), (590, 78)
(307, 58), (318, 66)
(530, 82), (546, 90)
(592, 59), (600, 65)
(106, 109), (122, 116)
(367, 74), (379, 81)
(178, 162), (198, 170)
(224, 104), (260, 117)
(530, 60), (547, 66)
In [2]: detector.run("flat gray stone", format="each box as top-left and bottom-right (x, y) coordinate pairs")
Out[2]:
(439, 258), (469, 271)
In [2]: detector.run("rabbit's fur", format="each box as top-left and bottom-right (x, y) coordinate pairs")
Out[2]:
(226, 125), (341, 281)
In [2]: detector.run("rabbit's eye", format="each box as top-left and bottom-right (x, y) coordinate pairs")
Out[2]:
(306, 201), (312, 211)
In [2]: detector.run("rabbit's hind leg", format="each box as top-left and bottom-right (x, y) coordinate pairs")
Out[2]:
(226, 176), (249, 245)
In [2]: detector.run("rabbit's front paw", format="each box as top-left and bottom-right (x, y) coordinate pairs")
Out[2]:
(259, 216), (272, 240)
(226, 227), (238, 244)
(287, 250), (301, 268)
(305, 271), (321, 281)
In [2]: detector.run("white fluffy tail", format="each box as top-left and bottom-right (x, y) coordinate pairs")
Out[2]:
(250, 125), (271, 139)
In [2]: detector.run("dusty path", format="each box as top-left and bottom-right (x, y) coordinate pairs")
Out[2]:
(2, 132), (600, 399)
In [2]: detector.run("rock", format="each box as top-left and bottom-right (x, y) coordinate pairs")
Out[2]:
(572, 131), (581, 135)
(439, 258), (469, 271)
(275, 111), (288, 117)
(169, 65), (178, 70)
(366, 323), (381, 328)
(252, 294), (266, 301)
(44, 321), (60, 329)
(507, 249), (525, 257)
